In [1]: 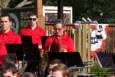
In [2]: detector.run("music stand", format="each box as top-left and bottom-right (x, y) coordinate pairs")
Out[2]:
(96, 52), (115, 69)
(47, 52), (84, 67)
(22, 44), (40, 73)
(67, 52), (84, 67)
(21, 36), (32, 45)
(22, 44), (40, 62)
(5, 44), (24, 60)
(41, 36), (48, 48)
(47, 52), (67, 64)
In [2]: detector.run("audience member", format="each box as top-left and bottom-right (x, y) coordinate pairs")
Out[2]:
(0, 62), (18, 77)
(45, 59), (63, 77)
(50, 63), (69, 77)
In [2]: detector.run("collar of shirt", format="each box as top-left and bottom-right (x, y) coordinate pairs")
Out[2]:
(1, 29), (13, 36)
(28, 25), (38, 30)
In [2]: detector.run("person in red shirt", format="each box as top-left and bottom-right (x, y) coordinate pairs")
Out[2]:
(44, 19), (74, 52)
(0, 15), (21, 65)
(0, 15), (21, 44)
(20, 14), (46, 49)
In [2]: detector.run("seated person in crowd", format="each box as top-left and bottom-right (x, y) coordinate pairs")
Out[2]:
(0, 14), (21, 44)
(44, 19), (74, 52)
(0, 62), (19, 77)
(45, 59), (63, 77)
(49, 63), (69, 77)
(20, 13), (46, 49)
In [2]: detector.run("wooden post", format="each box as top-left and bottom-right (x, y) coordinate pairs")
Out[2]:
(57, 0), (63, 20)
(36, 0), (45, 29)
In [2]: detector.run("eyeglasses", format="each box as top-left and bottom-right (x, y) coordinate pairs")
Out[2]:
(29, 18), (36, 21)
(54, 28), (63, 31)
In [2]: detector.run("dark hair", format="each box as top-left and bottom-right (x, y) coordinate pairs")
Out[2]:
(1, 14), (13, 21)
(52, 63), (69, 77)
(49, 59), (62, 65)
(45, 59), (63, 77)
(29, 13), (37, 17)
(1, 63), (17, 74)
(55, 19), (64, 25)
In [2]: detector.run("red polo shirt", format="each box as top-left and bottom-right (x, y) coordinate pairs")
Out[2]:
(20, 25), (46, 45)
(0, 37), (7, 65)
(0, 30), (22, 44)
(44, 33), (74, 52)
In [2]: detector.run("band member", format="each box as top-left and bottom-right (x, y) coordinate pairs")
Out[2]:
(44, 19), (74, 52)
(20, 13), (46, 49)
(0, 14), (21, 65)
(0, 14), (21, 44)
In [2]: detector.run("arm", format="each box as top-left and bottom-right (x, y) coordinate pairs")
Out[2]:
(44, 37), (53, 52)
(67, 37), (74, 52)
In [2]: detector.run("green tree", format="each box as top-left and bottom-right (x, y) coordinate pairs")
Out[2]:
(0, 0), (33, 8)
(1, 0), (115, 23)
(43, 0), (115, 23)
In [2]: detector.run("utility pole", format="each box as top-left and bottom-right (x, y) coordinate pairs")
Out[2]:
(57, 0), (63, 20)
(36, 0), (45, 28)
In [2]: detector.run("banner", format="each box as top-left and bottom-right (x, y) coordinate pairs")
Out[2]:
(90, 24), (109, 57)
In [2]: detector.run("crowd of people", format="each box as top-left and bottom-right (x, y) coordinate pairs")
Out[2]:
(0, 13), (75, 77)
(0, 58), (69, 77)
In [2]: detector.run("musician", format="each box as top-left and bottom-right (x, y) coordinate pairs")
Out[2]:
(44, 19), (74, 52)
(20, 13), (46, 49)
(0, 14), (21, 44)
(0, 14), (22, 65)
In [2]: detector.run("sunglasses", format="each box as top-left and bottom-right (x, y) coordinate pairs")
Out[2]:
(29, 18), (36, 21)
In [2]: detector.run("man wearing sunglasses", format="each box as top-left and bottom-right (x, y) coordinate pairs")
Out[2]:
(44, 19), (74, 52)
(20, 13), (46, 49)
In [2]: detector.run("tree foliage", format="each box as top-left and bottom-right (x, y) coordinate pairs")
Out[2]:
(43, 0), (115, 23)
(0, 0), (33, 8)
(43, 0), (57, 5)
(0, 0), (115, 23)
